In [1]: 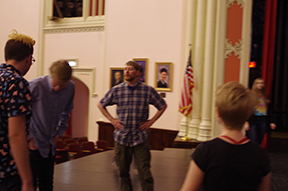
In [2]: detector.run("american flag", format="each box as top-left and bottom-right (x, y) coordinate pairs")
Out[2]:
(179, 49), (194, 116)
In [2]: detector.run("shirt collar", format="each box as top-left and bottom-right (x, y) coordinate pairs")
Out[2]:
(1, 63), (22, 76)
(124, 81), (141, 89)
(47, 76), (54, 91)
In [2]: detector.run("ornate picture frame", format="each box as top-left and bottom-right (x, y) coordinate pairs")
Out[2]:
(155, 62), (173, 92)
(133, 58), (148, 84)
(110, 68), (124, 88)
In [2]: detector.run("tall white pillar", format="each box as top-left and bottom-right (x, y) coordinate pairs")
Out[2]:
(211, 0), (227, 138)
(197, 0), (217, 141)
(189, 0), (207, 138)
(179, 0), (197, 138)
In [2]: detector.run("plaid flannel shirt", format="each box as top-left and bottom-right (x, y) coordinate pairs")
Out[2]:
(100, 82), (166, 147)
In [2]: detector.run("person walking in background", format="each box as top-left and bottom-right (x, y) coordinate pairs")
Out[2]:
(28, 60), (75, 191)
(98, 61), (167, 191)
(246, 78), (276, 145)
(180, 81), (271, 191)
(0, 30), (35, 191)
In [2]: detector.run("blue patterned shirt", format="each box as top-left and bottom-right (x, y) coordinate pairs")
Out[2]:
(0, 64), (32, 182)
(100, 82), (166, 147)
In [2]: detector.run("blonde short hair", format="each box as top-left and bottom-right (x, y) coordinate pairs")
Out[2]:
(49, 60), (72, 82)
(5, 30), (35, 61)
(215, 81), (256, 130)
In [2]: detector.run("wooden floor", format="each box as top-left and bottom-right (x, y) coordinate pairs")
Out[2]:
(54, 148), (193, 191)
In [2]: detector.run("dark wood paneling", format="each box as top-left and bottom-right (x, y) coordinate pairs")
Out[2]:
(96, 121), (179, 150)
(97, 121), (115, 147)
(148, 128), (179, 150)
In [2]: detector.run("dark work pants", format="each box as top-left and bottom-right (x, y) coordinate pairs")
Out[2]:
(29, 149), (55, 191)
(115, 139), (154, 191)
(0, 174), (21, 191)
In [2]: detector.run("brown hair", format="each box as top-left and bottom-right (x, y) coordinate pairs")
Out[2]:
(50, 60), (72, 82)
(4, 30), (35, 61)
(215, 81), (257, 130)
(125, 61), (141, 71)
(251, 78), (270, 104)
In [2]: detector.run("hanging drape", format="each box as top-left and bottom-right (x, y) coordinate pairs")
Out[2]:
(260, 0), (278, 149)
(271, 0), (288, 132)
(261, 0), (278, 96)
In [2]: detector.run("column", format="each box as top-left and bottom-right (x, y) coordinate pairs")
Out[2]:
(197, 0), (217, 141)
(188, 0), (207, 139)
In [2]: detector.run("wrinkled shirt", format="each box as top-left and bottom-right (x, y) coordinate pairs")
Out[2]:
(0, 64), (32, 182)
(100, 82), (166, 147)
(29, 75), (74, 158)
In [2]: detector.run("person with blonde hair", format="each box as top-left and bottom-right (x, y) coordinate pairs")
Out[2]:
(28, 60), (75, 191)
(0, 30), (35, 191)
(180, 81), (271, 191)
(247, 78), (276, 145)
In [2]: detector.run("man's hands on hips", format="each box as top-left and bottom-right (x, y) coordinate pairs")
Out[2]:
(111, 119), (154, 131)
(111, 118), (124, 130)
(139, 120), (154, 131)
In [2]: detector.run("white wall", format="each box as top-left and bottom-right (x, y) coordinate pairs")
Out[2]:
(0, 0), (40, 81)
(103, 0), (187, 131)
(0, 0), (188, 142)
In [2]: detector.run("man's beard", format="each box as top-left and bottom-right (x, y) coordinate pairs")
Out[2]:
(125, 75), (136, 81)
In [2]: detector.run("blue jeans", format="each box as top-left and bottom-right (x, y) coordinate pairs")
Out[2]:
(115, 139), (154, 191)
(249, 117), (267, 144)
(29, 149), (55, 191)
(0, 174), (21, 191)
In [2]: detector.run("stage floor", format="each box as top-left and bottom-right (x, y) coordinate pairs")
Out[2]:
(54, 148), (194, 191)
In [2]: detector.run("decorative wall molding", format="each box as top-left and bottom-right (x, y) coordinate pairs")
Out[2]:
(42, 0), (105, 34)
(72, 67), (97, 97)
(227, 0), (244, 8)
(224, 39), (243, 59)
(44, 26), (104, 34)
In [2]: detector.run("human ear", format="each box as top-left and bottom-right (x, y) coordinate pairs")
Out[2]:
(136, 70), (140, 76)
(215, 107), (223, 125)
(26, 55), (32, 62)
(215, 107), (220, 118)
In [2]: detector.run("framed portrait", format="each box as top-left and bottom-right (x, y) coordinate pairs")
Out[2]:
(110, 68), (124, 88)
(155, 62), (173, 92)
(133, 58), (148, 84)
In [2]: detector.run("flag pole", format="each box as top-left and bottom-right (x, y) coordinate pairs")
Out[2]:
(181, 116), (191, 141)
(180, 44), (193, 141)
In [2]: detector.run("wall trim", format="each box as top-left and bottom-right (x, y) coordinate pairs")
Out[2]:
(72, 67), (97, 97)
(225, 39), (243, 59)
(44, 26), (104, 34)
(227, 0), (244, 8)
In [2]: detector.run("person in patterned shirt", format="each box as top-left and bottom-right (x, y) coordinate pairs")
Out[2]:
(0, 30), (35, 191)
(98, 61), (167, 191)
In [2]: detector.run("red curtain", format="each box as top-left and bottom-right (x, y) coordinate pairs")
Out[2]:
(261, 0), (278, 150)
(261, 0), (278, 96)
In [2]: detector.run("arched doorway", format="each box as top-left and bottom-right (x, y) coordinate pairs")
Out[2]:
(65, 77), (89, 138)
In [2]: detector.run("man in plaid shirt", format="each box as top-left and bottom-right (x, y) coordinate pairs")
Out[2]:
(98, 61), (167, 191)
